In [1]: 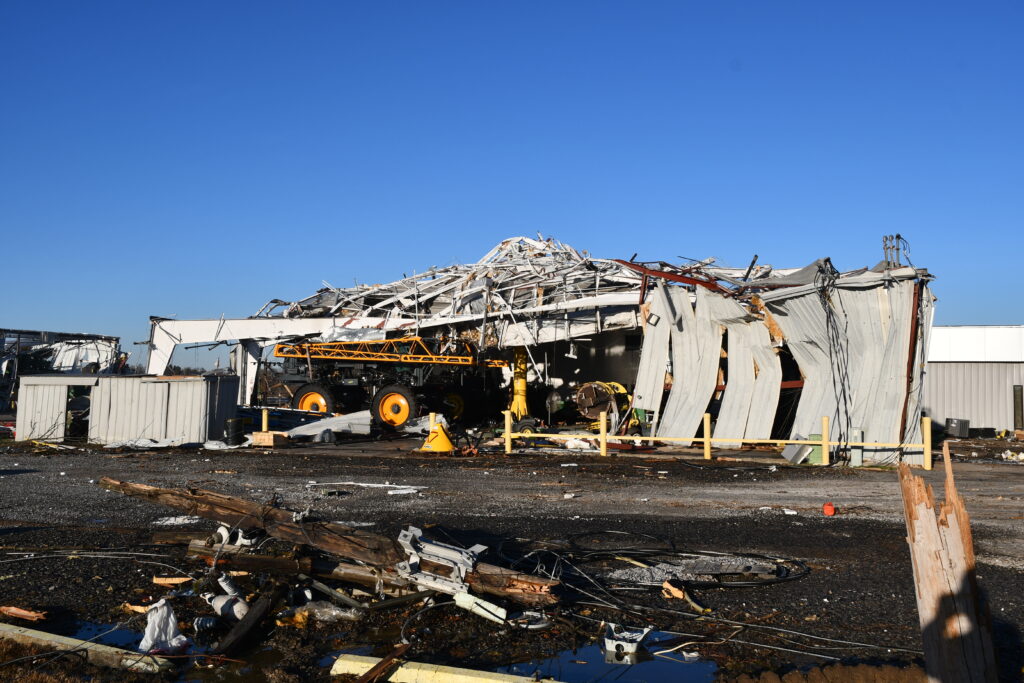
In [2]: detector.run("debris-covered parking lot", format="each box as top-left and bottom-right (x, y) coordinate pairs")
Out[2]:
(1, 439), (1021, 682)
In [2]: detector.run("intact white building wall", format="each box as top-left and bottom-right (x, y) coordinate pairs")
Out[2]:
(88, 375), (239, 444)
(923, 362), (1024, 432)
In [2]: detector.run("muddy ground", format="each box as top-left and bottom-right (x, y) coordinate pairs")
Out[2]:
(0, 438), (1022, 682)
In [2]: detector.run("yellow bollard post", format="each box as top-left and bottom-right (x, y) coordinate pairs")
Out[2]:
(261, 408), (269, 433)
(821, 416), (830, 466)
(503, 410), (513, 455)
(922, 416), (932, 470)
(429, 413), (436, 430)
(599, 411), (608, 457)
(703, 413), (712, 460)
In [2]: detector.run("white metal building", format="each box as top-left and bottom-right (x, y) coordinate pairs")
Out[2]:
(924, 326), (1024, 432)
(15, 375), (238, 444)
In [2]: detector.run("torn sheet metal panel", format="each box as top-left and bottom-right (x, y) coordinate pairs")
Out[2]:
(286, 411), (373, 438)
(633, 283), (672, 412)
(761, 288), (845, 446)
(706, 294), (757, 448)
(657, 287), (723, 444)
(146, 318), (388, 375)
(744, 323), (781, 440)
(497, 308), (639, 347)
(761, 266), (932, 462)
(901, 289), (935, 464)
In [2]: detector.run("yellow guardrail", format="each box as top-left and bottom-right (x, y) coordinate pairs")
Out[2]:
(501, 411), (934, 470)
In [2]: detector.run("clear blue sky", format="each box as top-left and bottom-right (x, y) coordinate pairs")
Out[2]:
(2, 2), (1021, 367)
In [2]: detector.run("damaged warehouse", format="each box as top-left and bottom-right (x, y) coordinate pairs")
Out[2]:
(145, 236), (934, 464)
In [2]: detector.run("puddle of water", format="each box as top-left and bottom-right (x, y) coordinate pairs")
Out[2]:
(495, 632), (717, 683)
(70, 620), (143, 650)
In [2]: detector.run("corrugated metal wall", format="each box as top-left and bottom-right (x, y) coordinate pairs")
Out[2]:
(15, 384), (67, 440)
(922, 362), (1024, 431)
(15, 377), (99, 441)
(89, 376), (238, 444)
(89, 377), (170, 442)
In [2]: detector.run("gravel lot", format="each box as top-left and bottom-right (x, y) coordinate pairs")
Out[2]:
(0, 438), (1021, 681)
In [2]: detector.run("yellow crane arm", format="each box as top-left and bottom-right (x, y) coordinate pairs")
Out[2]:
(273, 336), (507, 368)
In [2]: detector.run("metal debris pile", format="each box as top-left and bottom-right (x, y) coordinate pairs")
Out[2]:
(0, 477), (927, 679)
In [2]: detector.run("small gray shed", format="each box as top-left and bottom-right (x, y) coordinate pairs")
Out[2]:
(16, 374), (238, 444)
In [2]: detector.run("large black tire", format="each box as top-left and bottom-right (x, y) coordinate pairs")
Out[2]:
(371, 384), (419, 429)
(291, 383), (335, 414)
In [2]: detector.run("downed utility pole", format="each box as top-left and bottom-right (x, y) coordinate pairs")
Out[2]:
(99, 478), (558, 606)
(898, 443), (997, 683)
(99, 477), (403, 566)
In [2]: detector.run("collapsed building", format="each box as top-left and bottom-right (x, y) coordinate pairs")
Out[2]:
(144, 236), (935, 464)
(1, 328), (124, 412)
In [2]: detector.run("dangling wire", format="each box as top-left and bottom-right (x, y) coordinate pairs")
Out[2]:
(814, 259), (853, 464)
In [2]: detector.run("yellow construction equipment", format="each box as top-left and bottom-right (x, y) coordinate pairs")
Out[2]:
(509, 346), (529, 420)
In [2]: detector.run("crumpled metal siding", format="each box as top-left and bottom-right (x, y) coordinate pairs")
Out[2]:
(744, 323), (781, 439)
(762, 277), (927, 462)
(702, 293), (757, 448)
(763, 291), (841, 442)
(633, 283), (672, 412)
(900, 286), (935, 462)
(657, 287), (723, 444)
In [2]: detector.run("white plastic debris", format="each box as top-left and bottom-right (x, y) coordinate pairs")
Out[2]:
(291, 601), (363, 623)
(152, 516), (202, 526)
(560, 463), (579, 467)
(203, 592), (249, 621)
(203, 435), (253, 450)
(564, 439), (594, 450)
(104, 438), (179, 450)
(563, 493), (576, 499)
(604, 622), (652, 654)
(768, 465), (778, 473)
(387, 488), (419, 495)
(139, 599), (189, 654)
(783, 508), (799, 516)
(307, 481), (427, 491)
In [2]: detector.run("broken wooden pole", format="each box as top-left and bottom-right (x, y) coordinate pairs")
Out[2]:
(104, 478), (559, 606)
(0, 622), (174, 674)
(99, 477), (404, 565)
(898, 442), (997, 683)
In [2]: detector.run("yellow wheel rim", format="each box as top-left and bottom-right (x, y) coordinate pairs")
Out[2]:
(297, 391), (330, 413)
(379, 393), (410, 426)
(445, 393), (465, 420)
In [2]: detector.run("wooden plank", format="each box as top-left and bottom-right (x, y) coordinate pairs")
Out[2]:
(356, 643), (411, 683)
(897, 442), (997, 683)
(0, 622), (174, 674)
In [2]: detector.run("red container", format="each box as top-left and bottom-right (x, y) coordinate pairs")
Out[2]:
(822, 502), (836, 516)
